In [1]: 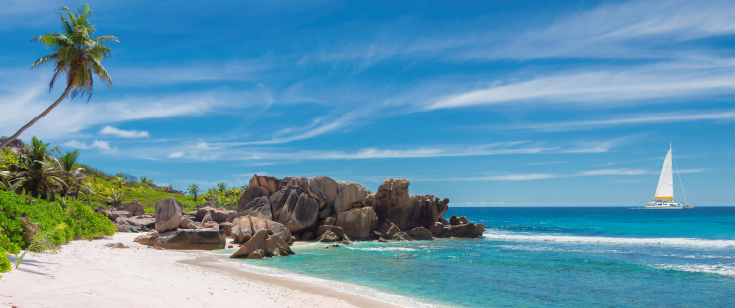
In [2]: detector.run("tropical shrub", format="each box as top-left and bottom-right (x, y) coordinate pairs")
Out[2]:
(0, 190), (115, 276)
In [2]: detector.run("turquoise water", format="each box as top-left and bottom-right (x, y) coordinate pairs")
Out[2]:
(216, 207), (735, 307)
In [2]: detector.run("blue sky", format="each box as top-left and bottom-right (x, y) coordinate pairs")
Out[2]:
(2, 0), (734, 206)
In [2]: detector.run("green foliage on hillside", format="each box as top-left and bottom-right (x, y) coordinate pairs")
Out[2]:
(0, 190), (116, 277)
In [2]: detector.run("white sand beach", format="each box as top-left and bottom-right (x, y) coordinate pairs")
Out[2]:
(0, 233), (399, 308)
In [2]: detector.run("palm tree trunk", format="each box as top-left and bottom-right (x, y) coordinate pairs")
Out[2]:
(0, 83), (74, 149)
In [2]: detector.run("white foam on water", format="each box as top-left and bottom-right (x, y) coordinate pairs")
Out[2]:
(484, 231), (735, 248)
(225, 258), (450, 308)
(654, 263), (735, 277)
(349, 246), (419, 252)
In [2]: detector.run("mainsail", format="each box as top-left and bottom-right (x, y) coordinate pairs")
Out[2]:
(654, 145), (674, 200)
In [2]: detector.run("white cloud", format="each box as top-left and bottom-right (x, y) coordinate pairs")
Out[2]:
(62, 140), (117, 153)
(0, 71), (272, 139)
(99, 126), (150, 138)
(167, 152), (184, 158)
(507, 111), (735, 132)
(425, 64), (735, 110)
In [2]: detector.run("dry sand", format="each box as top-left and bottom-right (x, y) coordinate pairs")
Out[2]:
(0, 233), (402, 308)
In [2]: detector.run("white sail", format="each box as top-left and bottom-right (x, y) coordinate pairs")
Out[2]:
(654, 146), (674, 200)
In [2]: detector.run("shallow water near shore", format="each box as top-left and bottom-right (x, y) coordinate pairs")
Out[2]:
(214, 207), (735, 307)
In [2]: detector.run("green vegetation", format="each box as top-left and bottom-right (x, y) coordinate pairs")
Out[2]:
(0, 4), (118, 149)
(0, 190), (116, 277)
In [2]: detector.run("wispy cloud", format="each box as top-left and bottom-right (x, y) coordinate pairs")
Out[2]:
(62, 140), (117, 153)
(425, 63), (735, 110)
(506, 111), (735, 132)
(99, 126), (150, 138)
(418, 168), (706, 182)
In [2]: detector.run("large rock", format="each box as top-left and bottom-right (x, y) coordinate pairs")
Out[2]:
(219, 222), (233, 237)
(195, 206), (232, 223)
(230, 229), (295, 259)
(120, 199), (145, 216)
(373, 179), (448, 230)
(154, 197), (184, 233)
(230, 216), (292, 244)
(308, 176), (341, 219)
(333, 183), (367, 214)
(235, 196), (273, 220)
(237, 186), (269, 212)
(336, 206), (378, 240)
(429, 222), (445, 237)
(106, 210), (131, 221)
(269, 186), (319, 233)
(406, 227), (434, 240)
(285, 176), (309, 192)
(138, 229), (226, 250)
(449, 223), (485, 238)
(249, 174), (285, 195)
(123, 215), (156, 228)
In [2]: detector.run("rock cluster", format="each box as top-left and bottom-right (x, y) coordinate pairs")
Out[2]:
(102, 174), (485, 259)
(232, 174), (484, 244)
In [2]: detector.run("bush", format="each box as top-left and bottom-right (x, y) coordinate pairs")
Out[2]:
(0, 190), (115, 275)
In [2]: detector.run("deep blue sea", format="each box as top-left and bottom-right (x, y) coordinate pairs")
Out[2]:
(215, 207), (735, 307)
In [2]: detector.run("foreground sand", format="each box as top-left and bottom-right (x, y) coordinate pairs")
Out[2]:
(0, 233), (400, 308)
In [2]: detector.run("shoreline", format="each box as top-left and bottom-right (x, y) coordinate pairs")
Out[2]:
(0, 233), (416, 308)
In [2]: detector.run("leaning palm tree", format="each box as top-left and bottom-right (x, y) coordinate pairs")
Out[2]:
(0, 4), (117, 149)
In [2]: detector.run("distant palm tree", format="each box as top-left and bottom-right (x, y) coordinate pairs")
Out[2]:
(0, 5), (118, 150)
(187, 183), (202, 202)
(9, 137), (68, 200)
(113, 176), (127, 189)
(54, 149), (86, 197)
(216, 182), (227, 192)
(140, 176), (153, 185)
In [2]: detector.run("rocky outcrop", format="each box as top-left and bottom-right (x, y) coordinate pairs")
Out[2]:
(119, 200), (145, 216)
(106, 210), (131, 221)
(237, 186), (269, 212)
(236, 196), (273, 220)
(195, 206), (232, 223)
(269, 186), (319, 233)
(448, 223), (485, 238)
(333, 183), (367, 214)
(249, 174), (285, 196)
(406, 227), (433, 240)
(373, 179), (448, 230)
(179, 217), (197, 229)
(230, 229), (295, 259)
(154, 197), (184, 233)
(230, 216), (292, 244)
(308, 176), (341, 218)
(336, 207), (378, 240)
(135, 229), (226, 250)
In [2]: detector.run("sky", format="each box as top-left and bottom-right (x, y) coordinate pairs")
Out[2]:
(1, 0), (734, 206)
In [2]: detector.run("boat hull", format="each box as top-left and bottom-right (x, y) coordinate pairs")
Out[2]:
(644, 205), (683, 209)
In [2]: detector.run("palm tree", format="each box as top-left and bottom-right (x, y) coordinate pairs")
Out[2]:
(140, 176), (153, 185)
(54, 149), (87, 197)
(9, 136), (68, 200)
(216, 182), (227, 192)
(187, 183), (202, 202)
(0, 5), (117, 150)
(113, 176), (127, 189)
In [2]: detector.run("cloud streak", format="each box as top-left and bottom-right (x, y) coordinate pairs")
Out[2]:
(99, 126), (150, 138)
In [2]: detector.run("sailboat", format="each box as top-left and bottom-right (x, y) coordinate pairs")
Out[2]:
(645, 143), (692, 209)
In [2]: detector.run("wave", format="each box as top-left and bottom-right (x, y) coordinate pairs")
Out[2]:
(654, 263), (735, 277)
(484, 232), (735, 248)
(348, 246), (418, 252)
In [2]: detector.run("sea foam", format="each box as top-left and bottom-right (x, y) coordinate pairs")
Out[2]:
(484, 231), (735, 248)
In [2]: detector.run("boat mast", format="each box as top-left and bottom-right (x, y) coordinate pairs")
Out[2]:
(672, 144), (689, 206)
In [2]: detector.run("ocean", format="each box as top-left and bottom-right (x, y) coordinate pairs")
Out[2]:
(215, 207), (735, 307)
